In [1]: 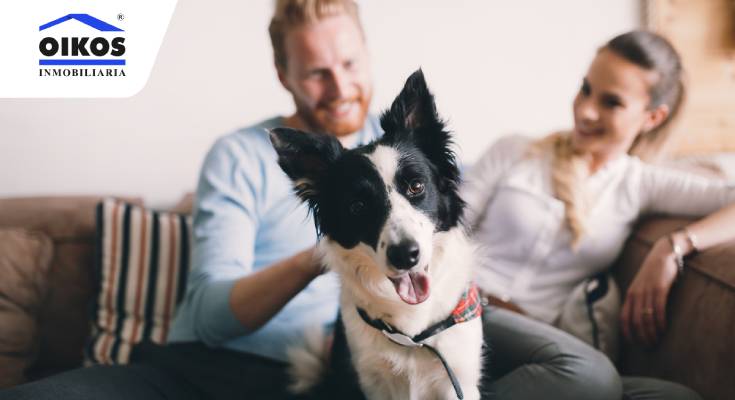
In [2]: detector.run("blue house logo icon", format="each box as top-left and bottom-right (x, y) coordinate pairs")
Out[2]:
(40, 14), (124, 32)
(38, 14), (126, 67)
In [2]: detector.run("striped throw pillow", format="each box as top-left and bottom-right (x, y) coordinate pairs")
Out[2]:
(86, 199), (191, 365)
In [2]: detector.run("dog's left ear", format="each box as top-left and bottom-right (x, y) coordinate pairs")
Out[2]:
(269, 127), (343, 204)
(380, 70), (453, 165)
(380, 69), (464, 230)
(380, 69), (441, 136)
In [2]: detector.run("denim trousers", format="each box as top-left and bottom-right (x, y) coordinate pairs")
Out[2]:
(0, 306), (701, 400)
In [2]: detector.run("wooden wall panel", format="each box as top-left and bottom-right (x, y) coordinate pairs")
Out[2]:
(645, 0), (735, 155)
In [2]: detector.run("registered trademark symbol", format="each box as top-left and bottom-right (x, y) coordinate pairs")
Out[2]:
(117, 13), (125, 21)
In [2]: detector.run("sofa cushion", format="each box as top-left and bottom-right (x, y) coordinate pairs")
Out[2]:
(0, 229), (53, 388)
(86, 199), (192, 365)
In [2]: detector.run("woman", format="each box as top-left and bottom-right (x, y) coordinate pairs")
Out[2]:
(463, 30), (735, 399)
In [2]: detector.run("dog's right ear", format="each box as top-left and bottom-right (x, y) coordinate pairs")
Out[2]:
(269, 127), (344, 203)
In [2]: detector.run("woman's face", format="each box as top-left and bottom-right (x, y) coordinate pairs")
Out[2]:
(572, 49), (667, 163)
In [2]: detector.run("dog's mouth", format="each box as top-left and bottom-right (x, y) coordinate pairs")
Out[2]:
(388, 266), (430, 305)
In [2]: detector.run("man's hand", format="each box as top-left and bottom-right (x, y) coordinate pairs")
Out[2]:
(295, 246), (327, 280)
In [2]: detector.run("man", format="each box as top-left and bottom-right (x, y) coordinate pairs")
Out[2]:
(165, 0), (382, 388)
(0, 1), (380, 399)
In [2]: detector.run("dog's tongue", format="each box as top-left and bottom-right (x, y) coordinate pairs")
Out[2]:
(389, 271), (430, 305)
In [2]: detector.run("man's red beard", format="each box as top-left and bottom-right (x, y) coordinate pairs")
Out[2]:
(295, 93), (372, 137)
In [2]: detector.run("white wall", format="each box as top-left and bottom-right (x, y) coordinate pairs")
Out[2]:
(0, 0), (640, 207)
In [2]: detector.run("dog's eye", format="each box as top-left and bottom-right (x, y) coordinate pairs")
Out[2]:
(349, 201), (365, 215)
(407, 180), (425, 197)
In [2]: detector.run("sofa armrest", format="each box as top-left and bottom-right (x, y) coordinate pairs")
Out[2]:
(611, 216), (735, 400)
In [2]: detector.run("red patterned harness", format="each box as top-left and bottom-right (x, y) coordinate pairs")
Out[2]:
(355, 283), (483, 400)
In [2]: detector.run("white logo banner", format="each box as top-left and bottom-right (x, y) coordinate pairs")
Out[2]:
(0, 0), (177, 98)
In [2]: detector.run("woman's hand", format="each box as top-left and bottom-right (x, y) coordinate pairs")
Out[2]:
(620, 237), (679, 346)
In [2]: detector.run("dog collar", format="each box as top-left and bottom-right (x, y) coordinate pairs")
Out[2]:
(355, 283), (482, 400)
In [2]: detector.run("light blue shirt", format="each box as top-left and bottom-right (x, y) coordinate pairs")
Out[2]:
(168, 116), (383, 362)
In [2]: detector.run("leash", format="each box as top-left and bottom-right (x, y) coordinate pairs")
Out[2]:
(355, 284), (482, 400)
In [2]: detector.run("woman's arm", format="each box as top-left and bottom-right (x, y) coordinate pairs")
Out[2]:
(621, 201), (735, 346)
(677, 202), (735, 252)
(637, 160), (735, 217)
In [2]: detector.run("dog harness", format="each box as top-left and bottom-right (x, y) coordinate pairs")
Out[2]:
(355, 283), (483, 400)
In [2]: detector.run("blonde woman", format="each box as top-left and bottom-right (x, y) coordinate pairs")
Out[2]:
(463, 31), (735, 399)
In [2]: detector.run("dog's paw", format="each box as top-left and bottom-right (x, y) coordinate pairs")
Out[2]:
(286, 324), (332, 393)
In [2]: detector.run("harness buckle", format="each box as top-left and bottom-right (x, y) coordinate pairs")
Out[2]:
(382, 330), (424, 348)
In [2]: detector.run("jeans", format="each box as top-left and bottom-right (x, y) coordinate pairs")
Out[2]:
(481, 307), (701, 400)
(0, 306), (702, 400)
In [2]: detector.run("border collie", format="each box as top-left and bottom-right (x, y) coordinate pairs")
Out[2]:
(270, 70), (483, 400)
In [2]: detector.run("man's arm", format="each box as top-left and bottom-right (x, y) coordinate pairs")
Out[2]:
(186, 134), (322, 345)
(230, 247), (322, 331)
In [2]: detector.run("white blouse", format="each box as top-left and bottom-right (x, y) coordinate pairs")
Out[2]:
(461, 135), (735, 324)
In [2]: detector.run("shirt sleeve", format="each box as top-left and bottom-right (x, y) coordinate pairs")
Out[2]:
(185, 135), (263, 345)
(637, 159), (735, 216)
(460, 135), (530, 231)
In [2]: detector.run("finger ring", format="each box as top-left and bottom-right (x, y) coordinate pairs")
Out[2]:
(643, 308), (654, 315)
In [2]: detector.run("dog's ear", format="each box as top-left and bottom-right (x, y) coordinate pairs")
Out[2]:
(379, 70), (454, 177)
(269, 127), (343, 203)
(380, 69), (441, 138)
(380, 69), (465, 230)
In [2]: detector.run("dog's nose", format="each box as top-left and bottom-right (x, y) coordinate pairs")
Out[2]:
(386, 240), (420, 270)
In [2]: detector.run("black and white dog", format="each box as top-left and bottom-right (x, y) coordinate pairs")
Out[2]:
(270, 70), (483, 400)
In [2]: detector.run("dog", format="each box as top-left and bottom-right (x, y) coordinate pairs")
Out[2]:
(270, 69), (483, 400)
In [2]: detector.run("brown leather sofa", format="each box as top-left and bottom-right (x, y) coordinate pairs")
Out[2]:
(0, 196), (733, 399)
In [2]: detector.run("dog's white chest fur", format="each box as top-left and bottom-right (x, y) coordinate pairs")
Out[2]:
(324, 228), (484, 400)
(343, 307), (483, 400)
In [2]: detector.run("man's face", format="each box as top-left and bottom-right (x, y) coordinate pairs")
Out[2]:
(278, 14), (372, 137)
